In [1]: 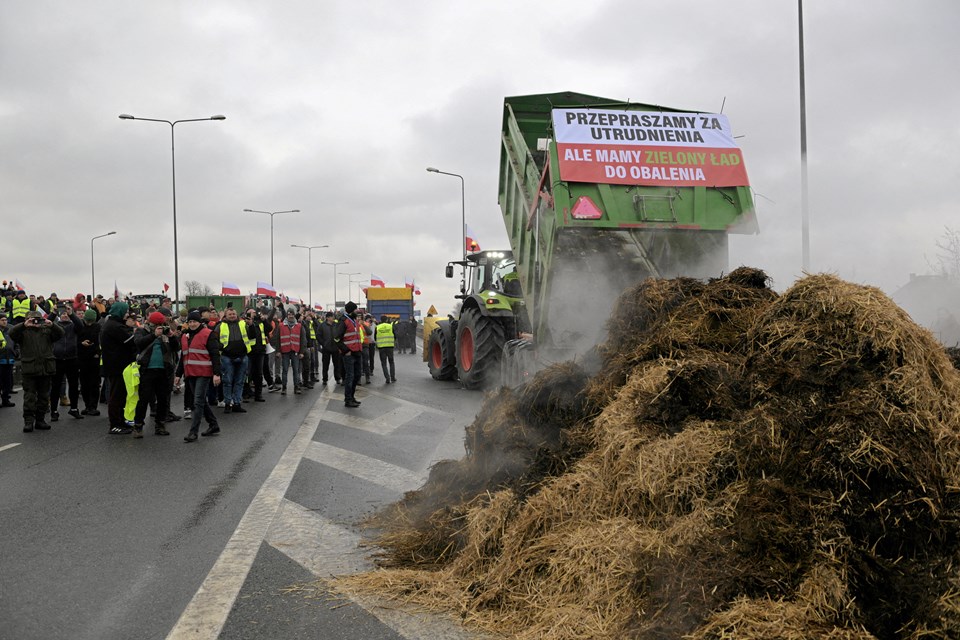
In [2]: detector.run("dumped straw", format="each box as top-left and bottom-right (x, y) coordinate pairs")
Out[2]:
(337, 269), (960, 639)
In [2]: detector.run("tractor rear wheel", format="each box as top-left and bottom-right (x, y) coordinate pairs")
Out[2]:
(456, 308), (505, 389)
(428, 326), (457, 381)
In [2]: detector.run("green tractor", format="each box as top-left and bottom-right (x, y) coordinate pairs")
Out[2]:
(427, 250), (525, 389)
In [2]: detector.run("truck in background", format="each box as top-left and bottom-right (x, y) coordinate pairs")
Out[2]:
(427, 91), (757, 389)
(185, 295), (248, 313)
(366, 287), (415, 321)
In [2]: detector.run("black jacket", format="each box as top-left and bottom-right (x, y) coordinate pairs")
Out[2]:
(99, 316), (136, 376)
(76, 320), (101, 360)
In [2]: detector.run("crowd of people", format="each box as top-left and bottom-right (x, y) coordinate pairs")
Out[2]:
(0, 285), (421, 443)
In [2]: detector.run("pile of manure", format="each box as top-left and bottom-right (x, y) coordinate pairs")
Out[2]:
(337, 269), (960, 639)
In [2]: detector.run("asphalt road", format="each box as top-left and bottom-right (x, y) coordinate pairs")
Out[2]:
(0, 347), (488, 640)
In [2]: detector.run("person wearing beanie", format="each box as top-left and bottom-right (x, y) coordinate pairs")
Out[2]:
(334, 302), (363, 408)
(77, 308), (102, 415)
(9, 310), (64, 431)
(175, 310), (222, 442)
(100, 301), (137, 434)
(49, 305), (84, 421)
(129, 312), (179, 437)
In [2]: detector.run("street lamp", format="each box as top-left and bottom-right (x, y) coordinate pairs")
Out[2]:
(290, 244), (329, 307)
(341, 272), (361, 303)
(426, 167), (466, 265)
(90, 231), (117, 299)
(244, 209), (300, 286)
(119, 113), (226, 312)
(321, 261), (349, 310)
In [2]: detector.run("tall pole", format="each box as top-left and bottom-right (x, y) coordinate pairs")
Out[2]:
(119, 113), (226, 312)
(342, 272), (361, 306)
(244, 209), (300, 286)
(321, 261), (349, 310)
(426, 167), (466, 277)
(90, 231), (117, 299)
(798, 0), (810, 272)
(291, 244), (328, 307)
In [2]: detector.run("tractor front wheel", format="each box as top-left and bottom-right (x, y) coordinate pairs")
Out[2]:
(456, 308), (505, 390)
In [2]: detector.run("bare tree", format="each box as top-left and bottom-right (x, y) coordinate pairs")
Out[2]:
(184, 280), (214, 296)
(931, 227), (960, 279)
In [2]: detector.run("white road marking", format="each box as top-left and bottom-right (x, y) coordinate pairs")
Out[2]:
(303, 440), (425, 493)
(0, 443), (21, 453)
(266, 498), (369, 577)
(165, 397), (328, 640)
(319, 403), (424, 435)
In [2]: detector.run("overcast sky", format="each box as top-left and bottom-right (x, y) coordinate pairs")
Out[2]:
(2, 1), (958, 319)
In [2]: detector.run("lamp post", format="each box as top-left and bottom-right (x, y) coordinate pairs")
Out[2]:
(342, 272), (361, 304)
(291, 244), (329, 307)
(426, 167), (466, 266)
(244, 209), (300, 286)
(321, 261), (349, 310)
(119, 113), (226, 313)
(90, 231), (117, 299)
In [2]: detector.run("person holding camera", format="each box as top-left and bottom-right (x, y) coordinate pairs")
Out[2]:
(8, 310), (64, 432)
(130, 312), (180, 438)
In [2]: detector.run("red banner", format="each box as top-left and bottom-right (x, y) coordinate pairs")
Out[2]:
(555, 143), (748, 187)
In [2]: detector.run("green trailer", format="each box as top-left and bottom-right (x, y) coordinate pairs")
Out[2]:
(428, 91), (757, 389)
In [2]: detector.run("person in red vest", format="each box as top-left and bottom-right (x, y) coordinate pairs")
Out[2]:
(335, 301), (363, 408)
(278, 308), (306, 395)
(174, 311), (222, 442)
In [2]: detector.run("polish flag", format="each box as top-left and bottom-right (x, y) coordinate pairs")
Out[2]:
(222, 281), (241, 295)
(15, 278), (26, 291)
(287, 295), (301, 305)
(465, 224), (481, 252)
(256, 281), (276, 297)
(370, 274), (386, 288)
(404, 276), (414, 290)
(314, 303), (323, 311)
(415, 286), (421, 295)
(113, 281), (121, 300)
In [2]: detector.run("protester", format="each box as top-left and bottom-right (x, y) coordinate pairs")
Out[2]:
(277, 308), (305, 395)
(217, 306), (251, 413)
(9, 310), (64, 432)
(375, 314), (397, 383)
(361, 314), (376, 384)
(76, 309), (102, 416)
(100, 301), (137, 435)
(131, 312), (179, 437)
(0, 313), (18, 407)
(175, 310), (222, 442)
(49, 305), (84, 421)
(335, 302), (363, 408)
(317, 311), (341, 386)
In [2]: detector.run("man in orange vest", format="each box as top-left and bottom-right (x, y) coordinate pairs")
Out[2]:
(174, 311), (222, 442)
(278, 308), (305, 395)
(334, 301), (363, 408)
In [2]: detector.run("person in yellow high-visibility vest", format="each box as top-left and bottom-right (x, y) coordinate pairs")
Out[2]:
(375, 315), (397, 383)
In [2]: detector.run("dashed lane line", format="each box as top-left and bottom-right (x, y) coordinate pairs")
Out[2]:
(0, 443), (21, 453)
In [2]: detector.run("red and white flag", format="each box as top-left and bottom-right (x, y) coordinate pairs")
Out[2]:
(314, 303), (323, 311)
(404, 276), (414, 290)
(14, 278), (26, 291)
(370, 274), (386, 288)
(465, 224), (481, 252)
(415, 286), (421, 295)
(113, 280), (121, 300)
(256, 281), (276, 297)
(287, 295), (302, 305)
(222, 281), (241, 295)
(163, 282), (170, 293)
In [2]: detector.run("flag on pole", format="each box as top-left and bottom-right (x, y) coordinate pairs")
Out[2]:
(15, 278), (27, 291)
(465, 224), (481, 252)
(287, 295), (302, 305)
(415, 286), (421, 295)
(314, 303), (323, 311)
(113, 280), (120, 300)
(221, 281), (241, 295)
(370, 274), (386, 288)
(256, 281), (276, 297)
(163, 282), (170, 293)
(404, 276), (414, 290)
